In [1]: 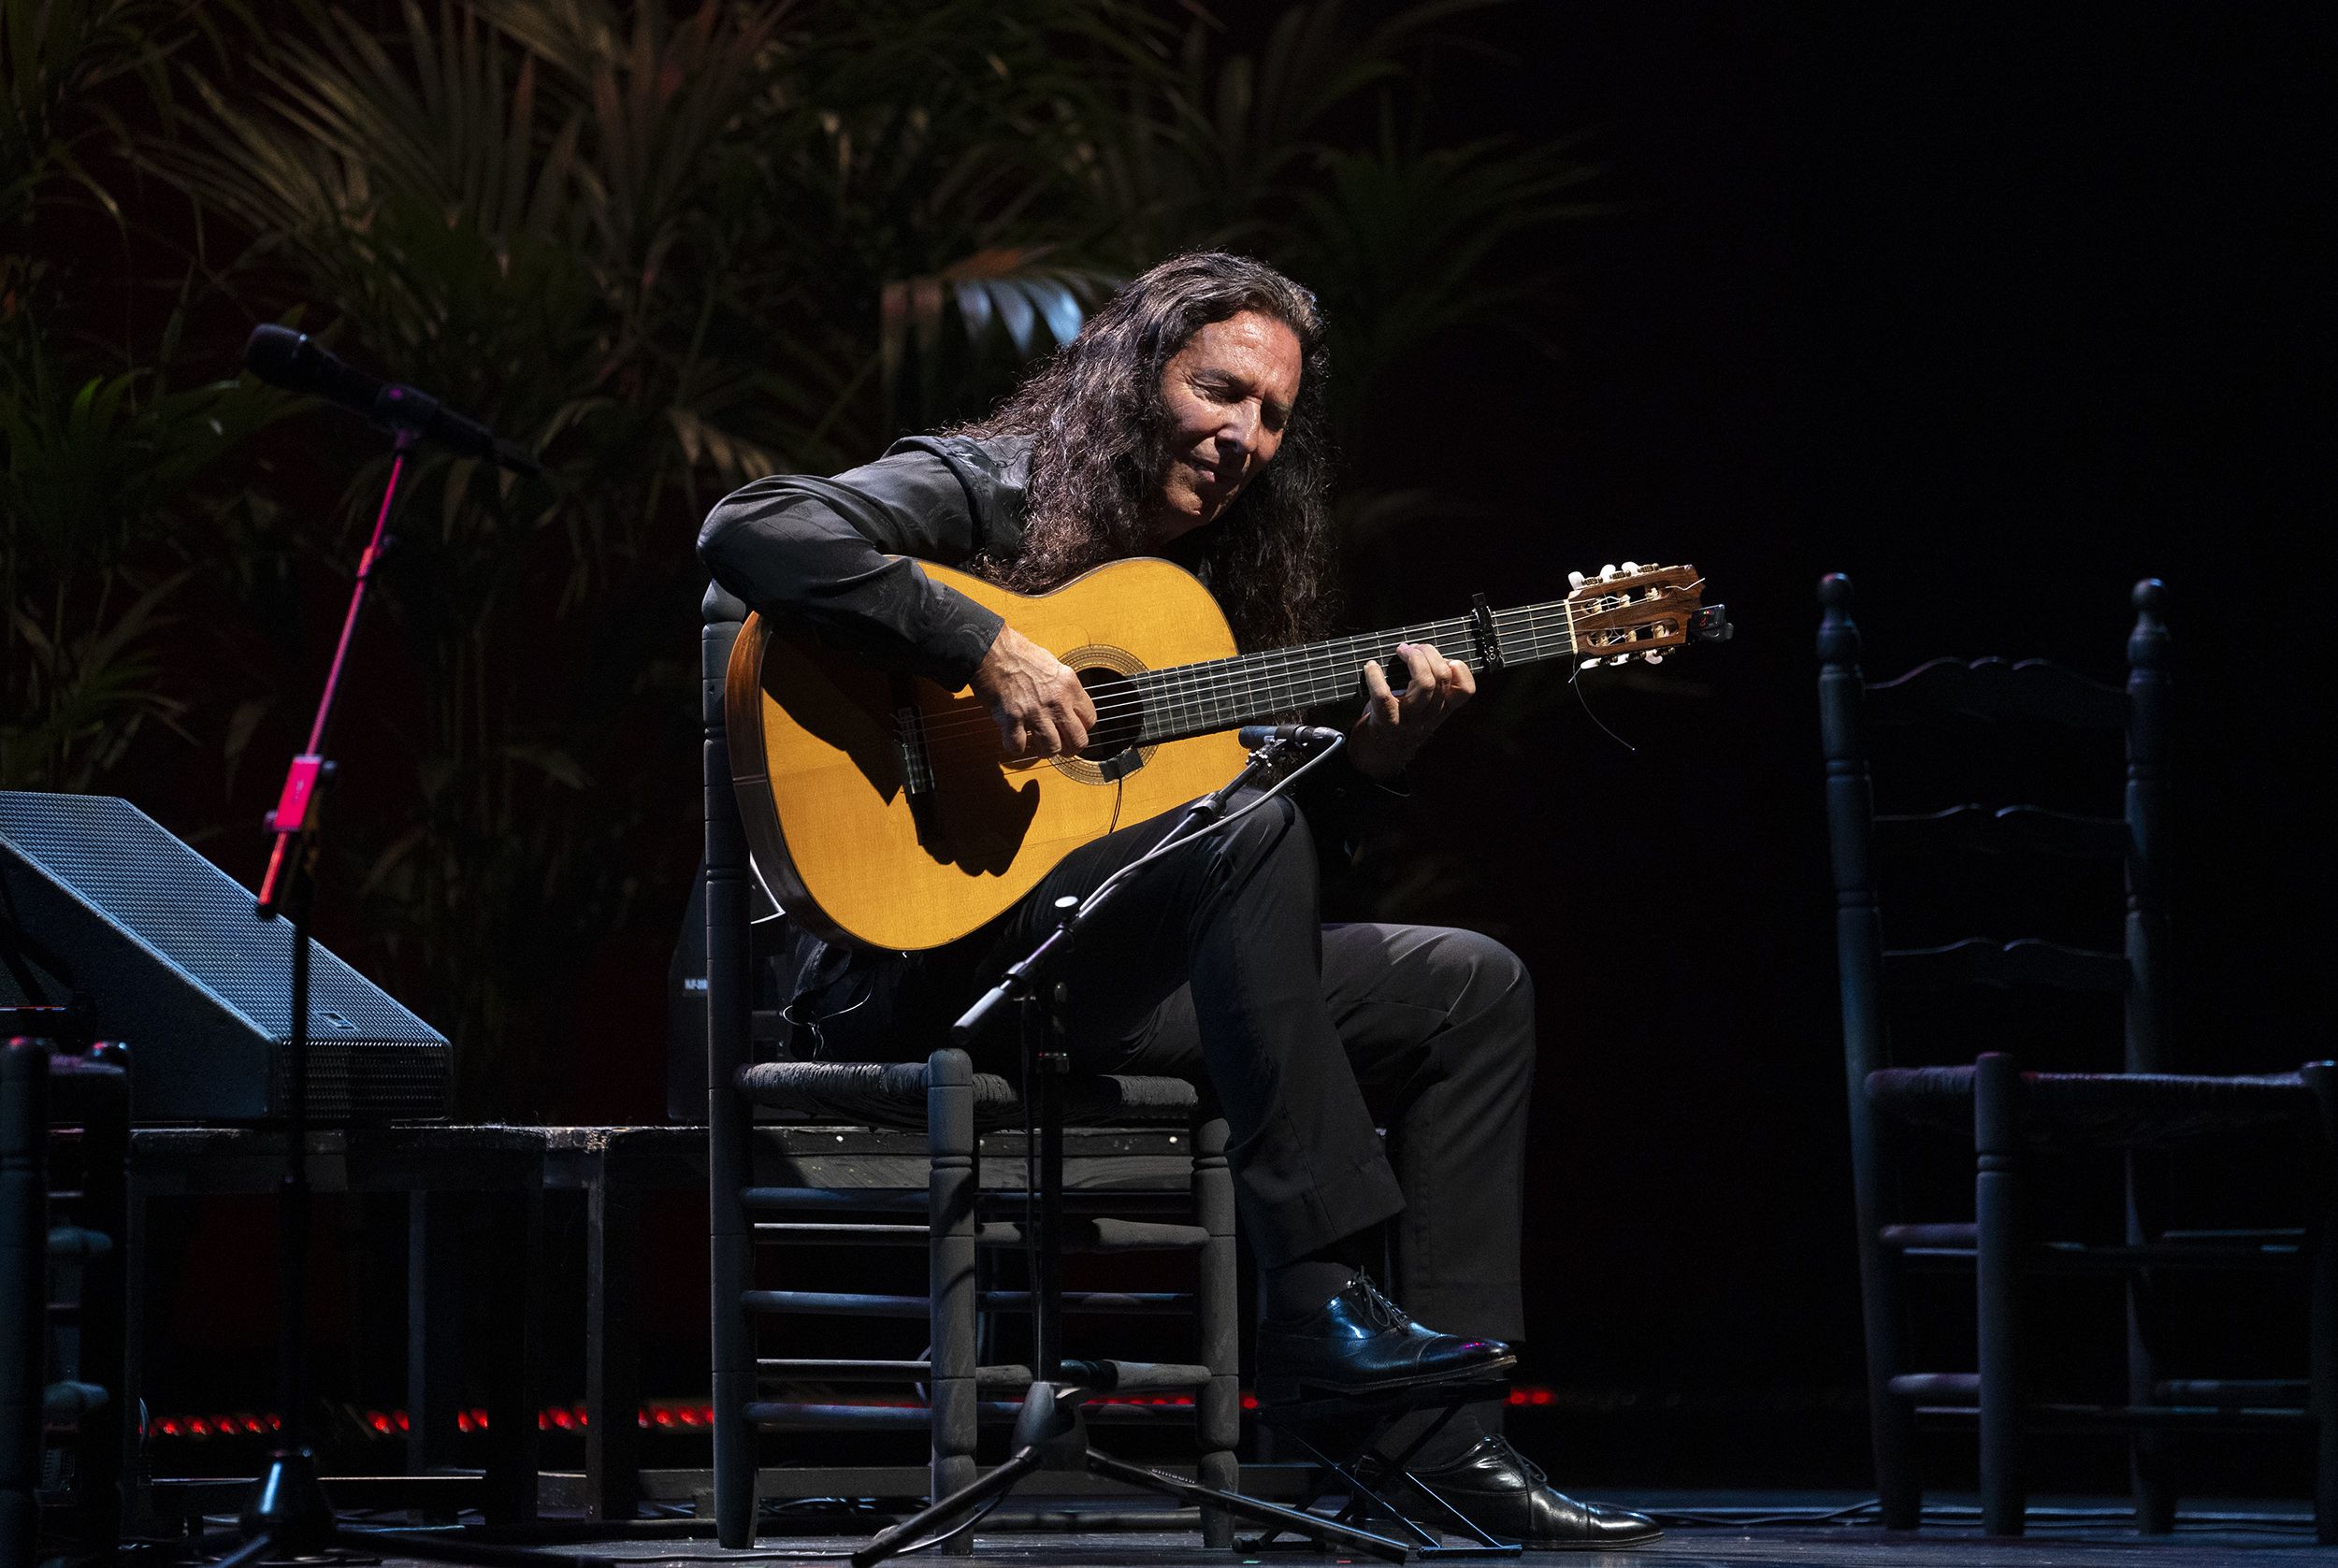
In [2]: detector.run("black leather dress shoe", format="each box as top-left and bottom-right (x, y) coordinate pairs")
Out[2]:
(1255, 1273), (1514, 1403)
(1411, 1436), (1662, 1550)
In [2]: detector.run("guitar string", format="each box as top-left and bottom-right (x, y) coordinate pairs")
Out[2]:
(901, 598), (1595, 744)
(954, 583), (1675, 731)
(900, 593), (1655, 754)
(909, 617), (1530, 755)
(902, 601), (1621, 762)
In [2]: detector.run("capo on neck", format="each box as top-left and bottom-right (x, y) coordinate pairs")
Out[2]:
(1470, 593), (1505, 671)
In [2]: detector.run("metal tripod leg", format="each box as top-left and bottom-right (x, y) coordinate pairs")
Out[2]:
(851, 1446), (1048, 1567)
(852, 1379), (1414, 1566)
(1084, 1448), (1412, 1561)
(1246, 1381), (1520, 1558)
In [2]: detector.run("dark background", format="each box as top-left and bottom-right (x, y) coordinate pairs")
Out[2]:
(22, 1), (2338, 1496)
(1301, 1), (2336, 1489)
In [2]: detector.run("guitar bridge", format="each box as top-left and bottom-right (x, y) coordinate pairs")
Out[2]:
(894, 703), (935, 798)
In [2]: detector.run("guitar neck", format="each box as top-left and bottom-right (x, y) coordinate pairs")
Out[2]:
(1129, 598), (1578, 747)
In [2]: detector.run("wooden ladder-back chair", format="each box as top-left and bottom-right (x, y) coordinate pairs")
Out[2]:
(1818, 572), (2338, 1538)
(700, 587), (1241, 1552)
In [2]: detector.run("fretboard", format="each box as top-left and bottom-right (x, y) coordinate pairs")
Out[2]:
(1129, 599), (1580, 747)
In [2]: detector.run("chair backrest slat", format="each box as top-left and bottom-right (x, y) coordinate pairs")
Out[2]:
(1817, 572), (2169, 1079)
(1883, 938), (2129, 995)
(1869, 655), (2126, 730)
(1874, 803), (2129, 860)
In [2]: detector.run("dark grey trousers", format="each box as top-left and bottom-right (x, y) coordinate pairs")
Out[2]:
(815, 793), (1537, 1345)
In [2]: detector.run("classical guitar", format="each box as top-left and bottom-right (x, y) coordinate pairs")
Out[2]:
(726, 556), (1727, 951)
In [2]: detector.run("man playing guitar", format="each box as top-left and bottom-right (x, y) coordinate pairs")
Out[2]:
(700, 252), (1659, 1549)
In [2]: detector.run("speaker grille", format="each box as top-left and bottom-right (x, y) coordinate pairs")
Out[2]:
(272, 1043), (452, 1120)
(0, 792), (450, 1120)
(0, 793), (439, 1043)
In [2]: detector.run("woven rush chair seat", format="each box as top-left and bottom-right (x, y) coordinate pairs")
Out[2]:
(1869, 1065), (2315, 1150)
(737, 1059), (1202, 1130)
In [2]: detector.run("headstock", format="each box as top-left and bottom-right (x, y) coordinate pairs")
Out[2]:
(1565, 562), (1732, 667)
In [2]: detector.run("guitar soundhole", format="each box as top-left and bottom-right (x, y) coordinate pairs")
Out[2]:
(1077, 669), (1144, 759)
(1048, 648), (1153, 785)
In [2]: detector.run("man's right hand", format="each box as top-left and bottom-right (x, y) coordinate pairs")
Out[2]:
(971, 624), (1096, 761)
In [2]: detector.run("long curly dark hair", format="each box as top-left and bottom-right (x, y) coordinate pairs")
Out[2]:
(958, 252), (1336, 650)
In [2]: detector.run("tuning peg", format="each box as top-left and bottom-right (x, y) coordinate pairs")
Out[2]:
(1621, 560), (1640, 574)
(1567, 570), (1586, 590)
(1599, 563), (1619, 580)
(1644, 652), (1665, 665)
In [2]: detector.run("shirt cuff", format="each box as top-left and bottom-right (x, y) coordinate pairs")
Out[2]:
(916, 588), (1004, 691)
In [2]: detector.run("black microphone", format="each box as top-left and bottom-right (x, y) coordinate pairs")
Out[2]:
(1237, 724), (1344, 750)
(243, 324), (541, 474)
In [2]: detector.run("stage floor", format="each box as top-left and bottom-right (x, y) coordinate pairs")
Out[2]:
(332, 1493), (2337, 1566)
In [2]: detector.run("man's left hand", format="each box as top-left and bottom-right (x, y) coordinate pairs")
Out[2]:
(1347, 641), (1475, 782)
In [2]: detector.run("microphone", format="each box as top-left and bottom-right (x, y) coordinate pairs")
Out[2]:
(1237, 723), (1344, 750)
(243, 324), (541, 474)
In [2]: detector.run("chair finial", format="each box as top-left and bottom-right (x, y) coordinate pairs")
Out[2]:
(2131, 577), (2167, 616)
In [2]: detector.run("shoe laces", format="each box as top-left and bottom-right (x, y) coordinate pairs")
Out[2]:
(1478, 1434), (1548, 1487)
(1349, 1273), (1410, 1331)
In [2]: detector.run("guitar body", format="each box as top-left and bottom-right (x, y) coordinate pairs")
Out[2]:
(726, 556), (1250, 952)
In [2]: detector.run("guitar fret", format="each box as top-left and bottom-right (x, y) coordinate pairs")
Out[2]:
(1130, 602), (1579, 746)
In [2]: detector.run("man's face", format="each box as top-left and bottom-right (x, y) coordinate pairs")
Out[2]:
(1150, 309), (1304, 544)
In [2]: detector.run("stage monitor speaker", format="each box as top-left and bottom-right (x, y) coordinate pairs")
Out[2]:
(0, 791), (450, 1122)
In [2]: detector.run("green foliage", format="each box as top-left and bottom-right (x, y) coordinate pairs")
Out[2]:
(5, 0), (1596, 1114)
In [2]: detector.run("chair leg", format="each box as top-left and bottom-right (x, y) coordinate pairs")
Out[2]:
(1191, 1114), (1238, 1547)
(1975, 1052), (2025, 1537)
(1861, 1255), (1921, 1530)
(705, 616), (758, 1549)
(585, 1164), (643, 1521)
(927, 1049), (978, 1555)
(2302, 1061), (2338, 1545)
(0, 1043), (48, 1568)
(2125, 1152), (2175, 1533)
(480, 1178), (542, 1527)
